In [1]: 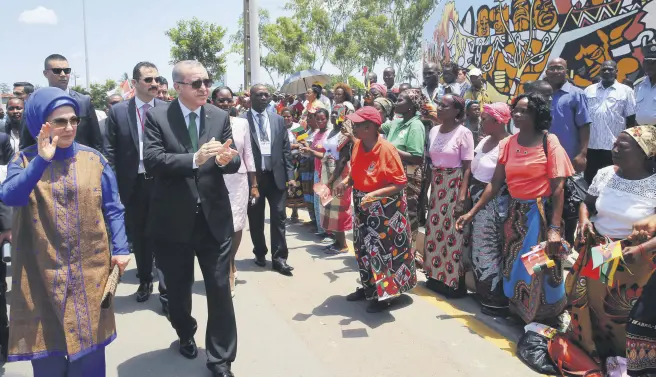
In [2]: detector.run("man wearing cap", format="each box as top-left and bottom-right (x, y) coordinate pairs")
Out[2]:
(635, 43), (656, 127)
(463, 68), (490, 104)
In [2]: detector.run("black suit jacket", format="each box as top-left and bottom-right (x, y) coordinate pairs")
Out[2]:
(243, 110), (294, 191)
(0, 133), (15, 231)
(143, 100), (241, 243)
(20, 89), (104, 154)
(105, 97), (166, 204)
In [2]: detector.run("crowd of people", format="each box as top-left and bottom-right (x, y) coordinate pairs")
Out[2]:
(0, 42), (655, 376)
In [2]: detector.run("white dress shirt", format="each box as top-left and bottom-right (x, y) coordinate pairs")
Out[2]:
(250, 108), (272, 169)
(585, 81), (636, 150)
(635, 77), (656, 126)
(135, 96), (156, 173)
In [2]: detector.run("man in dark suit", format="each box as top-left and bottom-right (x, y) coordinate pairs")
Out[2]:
(143, 60), (240, 377)
(0, 132), (14, 362)
(100, 94), (123, 141)
(106, 62), (167, 307)
(19, 54), (104, 154)
(244, 84), (295, 276)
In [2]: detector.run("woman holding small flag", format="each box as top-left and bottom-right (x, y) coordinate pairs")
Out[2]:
(567, 125), (656, 365)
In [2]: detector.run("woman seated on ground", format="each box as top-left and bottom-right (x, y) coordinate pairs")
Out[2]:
(625, 214), (656, 377)
(568, 126), (656, 367)
(456, 93), (573, 326)
(315, 104), (355, 254)
(423, 94), (474, 298)
(334, 107), (417, 313)
(467, 103), (511, 316)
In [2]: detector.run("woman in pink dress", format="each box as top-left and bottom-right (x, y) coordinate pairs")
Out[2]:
(423, 94), (475, 298)
(212, 87), (257, 296)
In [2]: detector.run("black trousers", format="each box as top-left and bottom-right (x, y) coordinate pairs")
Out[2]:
(154, 208), (237, 373)
(125, 174), (155, 283)
(247, 172), (288, 260)
(0, 262), (7, 360)
(584, 149), (613, 185)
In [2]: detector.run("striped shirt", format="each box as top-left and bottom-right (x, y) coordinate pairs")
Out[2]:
(584, 81), (636, 150)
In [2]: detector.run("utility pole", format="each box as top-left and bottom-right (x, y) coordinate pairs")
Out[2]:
(243, 0), (261, 90)
(82, 0), (91, 89)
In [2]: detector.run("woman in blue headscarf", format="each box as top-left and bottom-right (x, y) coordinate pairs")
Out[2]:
(1, 87), (130, 377)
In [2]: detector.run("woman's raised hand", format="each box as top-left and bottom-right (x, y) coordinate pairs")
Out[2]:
(37, 123), (58, 161)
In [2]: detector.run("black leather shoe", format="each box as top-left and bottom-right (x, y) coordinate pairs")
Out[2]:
(136, 282), (153, 302)
(213, 371), (235, 377)
(179, 338), (198, 359)
(253, 256), (266, 267)
(272, 258), (293, 276)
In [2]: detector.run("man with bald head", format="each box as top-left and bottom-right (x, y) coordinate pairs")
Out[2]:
(243, 84), (295, 276)
(423, 62), (440, 102)
(367, 71), (378, 85)
(143, 60), (240, 377)
(383, 67), (399, 98)
(584, 60), (636, 184)
(545, 58), (591, 170)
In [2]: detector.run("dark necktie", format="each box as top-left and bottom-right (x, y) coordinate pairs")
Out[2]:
(188, 112), (199, 152)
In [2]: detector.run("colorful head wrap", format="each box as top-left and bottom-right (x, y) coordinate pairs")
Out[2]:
(333, 102), (355, 124)
(373, 97), (394, 118)
(483, 102), (511, 125)
(370, 83), (387, 97)
(404, 89), (428, 112)
(24, 87), (80, 138)
(623, 126), (656, 157)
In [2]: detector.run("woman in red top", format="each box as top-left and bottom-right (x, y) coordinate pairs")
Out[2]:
(456, 93), (574, 325)
(334, 107), (417, 313)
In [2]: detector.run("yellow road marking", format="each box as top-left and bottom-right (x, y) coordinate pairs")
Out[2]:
(285, 209), (523, 358)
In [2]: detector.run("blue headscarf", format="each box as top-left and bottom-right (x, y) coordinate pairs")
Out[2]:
(24, 87), (79, 138)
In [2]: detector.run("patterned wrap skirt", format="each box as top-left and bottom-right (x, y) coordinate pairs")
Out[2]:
(423, 167), (472, 296)
(470, 179), (509, 312)
(224, 172), (249, 232)
(404, 164), (423, 254)
(503, 199), (566, 324)
(300, 155), (315, 222)
(626, 271), (656, 376)
(353, 189), (417, 301)
(567, 233), (656, 363)
(286, 153), (304, 208)
(319, 157), (352, 232)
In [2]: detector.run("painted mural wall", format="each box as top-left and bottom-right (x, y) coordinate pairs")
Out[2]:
(422, 0), (656, 102)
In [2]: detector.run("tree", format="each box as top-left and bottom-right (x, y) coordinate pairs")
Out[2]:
(88, 79), (117, 110)
(70, 85), (89, 95)
(0, 83), (9, 94)
(332, 26), (362, 81)
(349, 12), (399, 72)
(166, 18), (228, 81)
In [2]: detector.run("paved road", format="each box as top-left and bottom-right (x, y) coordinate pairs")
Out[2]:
(2, 209), (540, 377)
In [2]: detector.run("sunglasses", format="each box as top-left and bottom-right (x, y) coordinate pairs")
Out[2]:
(7, 106), (23, 111)
(50, 68), (72, 75)
(215, 98), (232, 104)
(142, 76), (162, 84)
(176, 79), (212, 90)
(50, 116), (81, 128)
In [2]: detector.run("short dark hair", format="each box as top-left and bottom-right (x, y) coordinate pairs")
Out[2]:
(158, 76), (168, 86)
(44, 54), (67, 69)
(315, 108), (330, 119)
(442, 62), (459, 75)
(511, 93), (552, 131)
(13, 82), (35, 95)
(212, 86), (234, 101)
(250, 84), (268, 96)
(132, 62), (158, 80)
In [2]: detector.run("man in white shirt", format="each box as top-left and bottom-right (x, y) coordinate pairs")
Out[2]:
(105, 62), (168, 307)
(584, 60), (637, 184)
(635, 43), (656, 127)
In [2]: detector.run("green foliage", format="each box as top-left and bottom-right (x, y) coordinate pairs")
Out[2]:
(91, 80), (117, 110)
(70, 85), (89, 95)
(165, 17), (228, 81)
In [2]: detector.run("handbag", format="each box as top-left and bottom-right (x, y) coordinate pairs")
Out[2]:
(542, 133), (589, 220)
(101, 265), (121, 309)
(547, 333), (603, 376)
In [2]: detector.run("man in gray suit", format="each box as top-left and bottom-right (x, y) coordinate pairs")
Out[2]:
(244, 84), (296, 276)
